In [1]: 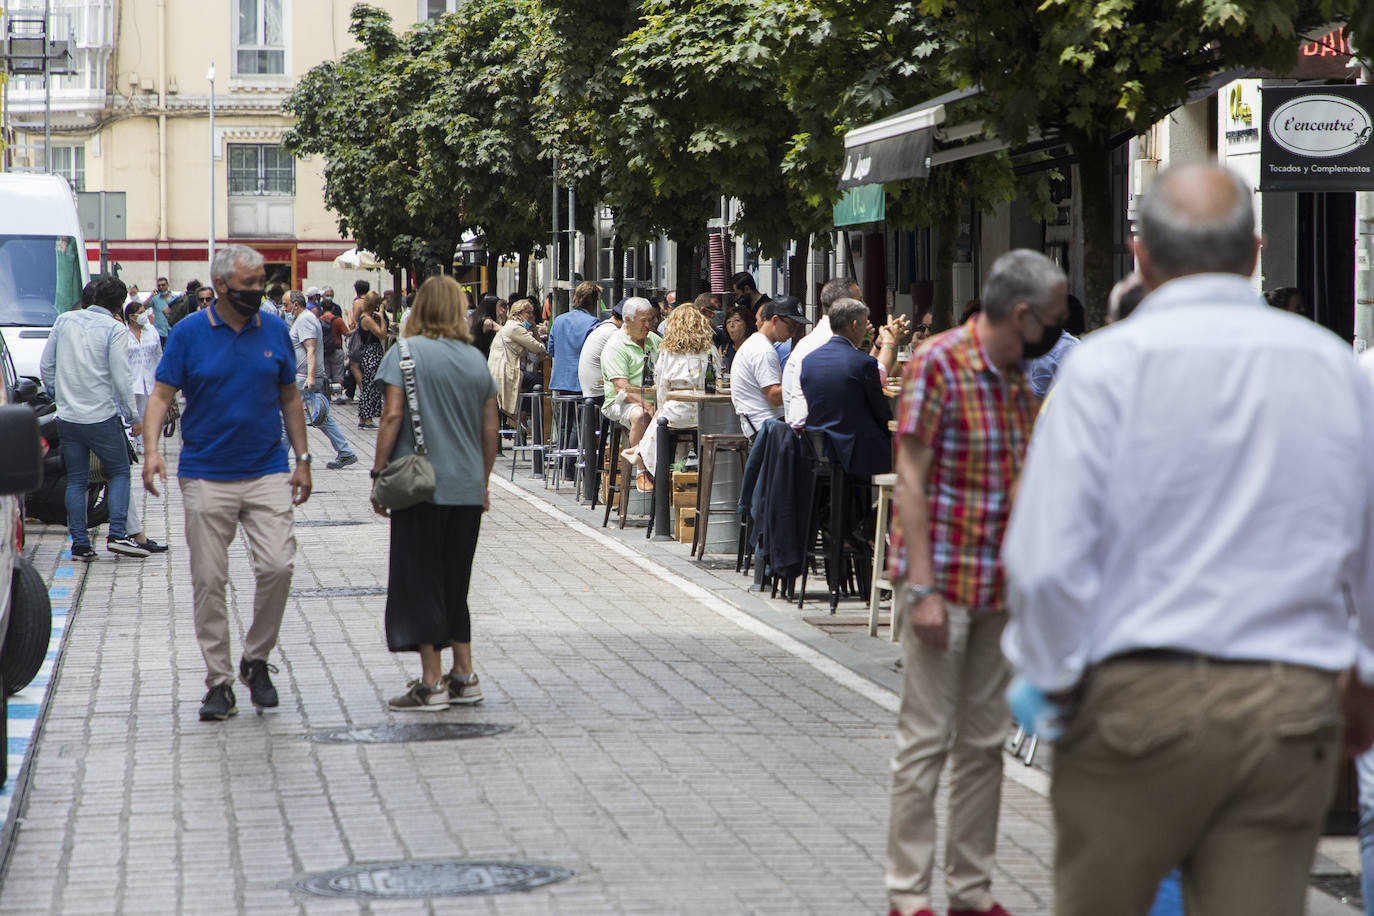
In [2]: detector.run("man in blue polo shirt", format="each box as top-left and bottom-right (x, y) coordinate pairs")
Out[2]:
(547, 280), (601, 479)
(142, 243), (313, 722)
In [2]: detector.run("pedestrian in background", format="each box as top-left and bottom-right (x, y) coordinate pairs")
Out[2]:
(286, 290), (357, 470)
(142, 243), (312, 722)
(123, 299), (161, 457)
(487, 297), (546, 428)
(468, 294), (505, 360)
(371, 275), (498, 711)
(355, 291), (388, 429)
(147, 276), (174, 345)
(886, 248), (1066, 916)
(40, 275), (148, 561)
(1002, 163), (1374, 915)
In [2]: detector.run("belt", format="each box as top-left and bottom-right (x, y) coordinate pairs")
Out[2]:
(1110, 648), (1273, 666)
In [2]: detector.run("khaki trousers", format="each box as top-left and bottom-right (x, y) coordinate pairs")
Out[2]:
(886, 603), (1010, 915)
(180, 474), (295, 688)
(1052, 657), (1341, 916)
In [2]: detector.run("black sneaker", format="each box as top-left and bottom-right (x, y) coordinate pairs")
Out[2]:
(71, 544), (96, 561)
(106, 535), (150, 558)
(326, 454), (358, 470)
(140, 539), (170, 554)
(239, 657), (280, 709)
(199, 683), (238, 721)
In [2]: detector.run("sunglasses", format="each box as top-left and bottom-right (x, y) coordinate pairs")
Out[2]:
(197, 295), (214, 302)
(914, 324), (932, 334)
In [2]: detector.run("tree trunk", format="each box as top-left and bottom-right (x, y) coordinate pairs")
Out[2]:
(517, 249), (529, 299)
(1071, 132), (1114, 331)
(486, 249), (500, 297)
(612, 232), (625, 303)
(933, 211), (957, 331)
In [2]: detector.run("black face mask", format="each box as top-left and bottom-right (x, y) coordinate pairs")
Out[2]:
(1022, 313), (1064, 361)
(226, 286), (263, 317)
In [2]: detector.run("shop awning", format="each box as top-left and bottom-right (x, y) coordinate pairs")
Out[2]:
(838, 87), (981, 189)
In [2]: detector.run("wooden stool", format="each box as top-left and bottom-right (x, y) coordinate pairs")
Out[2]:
(692, 433), (750, 559)
(868, 473), (898, 640)
(600, 422), (626, 528)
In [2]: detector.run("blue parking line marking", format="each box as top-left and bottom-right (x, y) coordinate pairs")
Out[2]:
(48, 587), (69, 600)
(52, 567), (74, 579)
(7, 738), (26, 756)
(7, 705), (38, 719)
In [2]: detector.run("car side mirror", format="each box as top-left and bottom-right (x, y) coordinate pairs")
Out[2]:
(14, 379), (38, 404)
(0, 405), (43, 495)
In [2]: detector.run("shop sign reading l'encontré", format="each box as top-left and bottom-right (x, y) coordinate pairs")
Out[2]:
(1260, 85), (1374, 191)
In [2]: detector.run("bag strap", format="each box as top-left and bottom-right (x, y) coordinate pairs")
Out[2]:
(398, 337), (427, 455)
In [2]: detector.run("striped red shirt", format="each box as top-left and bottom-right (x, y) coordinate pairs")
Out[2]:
(894, 318), (1038, 611)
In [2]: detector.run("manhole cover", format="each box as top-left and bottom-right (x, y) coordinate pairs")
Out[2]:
(291, 586), (387, 598)
(292, 860), (572, 898)
(307, 723), (512, 744)
(295, 519), (369, 528)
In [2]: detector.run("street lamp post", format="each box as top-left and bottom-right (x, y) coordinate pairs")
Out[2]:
(207, 63), (216, 277)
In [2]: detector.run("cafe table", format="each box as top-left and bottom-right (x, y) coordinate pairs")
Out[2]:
(650, 389), (742, 545)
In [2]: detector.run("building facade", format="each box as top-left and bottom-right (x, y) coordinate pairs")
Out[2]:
(0, 0), (453, 292)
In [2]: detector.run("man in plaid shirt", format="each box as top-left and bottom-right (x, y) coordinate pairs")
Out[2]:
(885, 249), (1068, 916)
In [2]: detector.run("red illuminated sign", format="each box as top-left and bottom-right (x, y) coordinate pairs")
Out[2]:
(1301, 27), (1351, 58)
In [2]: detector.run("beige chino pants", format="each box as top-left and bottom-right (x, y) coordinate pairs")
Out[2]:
(180, 474), (295, 688)
(886, 602), (1011, 915)
(1051, 657), (1341, 916)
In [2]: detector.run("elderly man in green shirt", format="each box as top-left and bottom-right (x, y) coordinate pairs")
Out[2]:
(601, 296), (661, 492)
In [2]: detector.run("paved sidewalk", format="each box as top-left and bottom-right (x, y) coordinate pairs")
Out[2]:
(0, 404), (1350, 914)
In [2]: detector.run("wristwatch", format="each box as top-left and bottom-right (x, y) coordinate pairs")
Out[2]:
(296, 452), (311, 465)
(900, 583), (938, 606)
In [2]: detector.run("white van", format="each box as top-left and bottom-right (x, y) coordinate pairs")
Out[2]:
(0, 173), (90, 381)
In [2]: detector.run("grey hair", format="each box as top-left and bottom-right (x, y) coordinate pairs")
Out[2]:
(981, 249), (1067, 321)
(210, 244), (263, 282)
(1138, 165), (1255, 278)
(827, 298), (869, 334)
(622, 296), (653, 321)
(287, 290), (307, 309)
(820, 277), (858, 312)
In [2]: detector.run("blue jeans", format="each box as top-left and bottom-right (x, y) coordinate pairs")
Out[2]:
(292, 378), (354, 460)
(1357, 748), (1374, 915)
(58, 416), (130, 546)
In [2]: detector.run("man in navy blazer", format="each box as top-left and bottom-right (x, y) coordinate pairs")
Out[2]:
(800, 298), (892, 477)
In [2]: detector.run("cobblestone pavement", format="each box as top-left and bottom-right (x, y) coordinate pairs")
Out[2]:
(0, 402), (1350, 914)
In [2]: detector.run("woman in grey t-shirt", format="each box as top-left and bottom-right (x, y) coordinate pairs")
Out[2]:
(371, 276), (498, 711)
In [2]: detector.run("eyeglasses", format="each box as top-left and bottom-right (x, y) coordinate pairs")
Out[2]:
(197, 295), (214, 303)
(914, 324), (932, 334)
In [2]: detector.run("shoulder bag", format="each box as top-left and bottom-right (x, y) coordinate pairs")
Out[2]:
(370, 337), (436, 510)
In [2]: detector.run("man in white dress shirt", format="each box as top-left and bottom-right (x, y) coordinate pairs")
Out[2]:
(1002, 163), (1374, 915)
(781, 277), (859, 427)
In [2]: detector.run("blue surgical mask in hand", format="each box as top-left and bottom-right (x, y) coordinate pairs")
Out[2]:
(1006, 675), (1071, 741)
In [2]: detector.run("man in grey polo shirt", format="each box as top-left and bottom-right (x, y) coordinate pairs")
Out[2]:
(287, 291), (357, 470)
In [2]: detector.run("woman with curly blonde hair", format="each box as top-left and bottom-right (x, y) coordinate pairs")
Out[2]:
(624, 303), (714, 481)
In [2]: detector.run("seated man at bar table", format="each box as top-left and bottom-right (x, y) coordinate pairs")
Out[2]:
(601, 297), (661, 492)
(731, 296), (810, 438)
(800, 298), (893, 477)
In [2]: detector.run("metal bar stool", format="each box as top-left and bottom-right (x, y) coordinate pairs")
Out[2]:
(691, 433), (750, 560)
(510, 385), (550, 483)
(549, 392), (585, 494)
(868, 473), (898, 639)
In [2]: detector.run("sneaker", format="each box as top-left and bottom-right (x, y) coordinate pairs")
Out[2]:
(199, 683), (238, 721)
(389, 679), (449, 712)
(140, 539), (170, 554)
(326, 454), (358, 470)
(239, 657), (280, 708)
(446, 671), (484, 705)
(106, 535), (150, 558)
(71, 544), (96, 561)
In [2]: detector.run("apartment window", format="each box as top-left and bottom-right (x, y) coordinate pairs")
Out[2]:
(235, 0), (285, 76)
(228, 143), (294, 237)
(51, 145), (85, 192)
(420, 0), (461, 22)
(228, 144), (294, 196)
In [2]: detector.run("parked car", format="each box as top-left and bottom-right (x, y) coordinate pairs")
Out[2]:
(0, 333), (49, 787)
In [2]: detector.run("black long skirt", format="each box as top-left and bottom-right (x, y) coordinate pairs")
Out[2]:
(384, 502), (483, 652)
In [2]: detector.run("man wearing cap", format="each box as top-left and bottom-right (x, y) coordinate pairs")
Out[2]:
(730, 296), (810, 438)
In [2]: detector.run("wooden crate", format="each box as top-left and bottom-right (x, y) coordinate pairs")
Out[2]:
(671, 471), (699, 508)
(674, 507), (698, 543)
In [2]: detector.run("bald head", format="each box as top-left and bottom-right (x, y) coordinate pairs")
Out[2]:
(1136, 164), (1258, 283)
